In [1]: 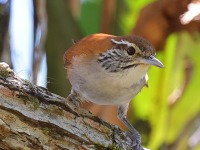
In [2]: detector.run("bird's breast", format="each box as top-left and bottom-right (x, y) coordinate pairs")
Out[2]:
(67, 57), (149, 105)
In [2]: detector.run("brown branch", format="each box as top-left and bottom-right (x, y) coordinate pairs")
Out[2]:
(100, 0), (116, 34)
(132, 0), (200, 50)
(0, 62), (147, 150)
(33, 0), (47, 84)
(0, 0), (10, 60)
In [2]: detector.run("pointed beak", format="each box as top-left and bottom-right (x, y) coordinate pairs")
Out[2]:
(137, 55), (164, 68)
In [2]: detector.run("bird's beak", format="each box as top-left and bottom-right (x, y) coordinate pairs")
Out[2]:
(136, 55), (164, 68)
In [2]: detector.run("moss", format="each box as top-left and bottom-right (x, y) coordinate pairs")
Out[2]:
(95, 142), (105, 148)
(0, 66), (13, 78)
(28, 95), (40, 109)
(17, 93), (40, 109)
(94, 141), (122, 150)
(24, 79), (34, 88)
(42, 127), (50, 135)
(108, 143), (122, 150)
(47, 105), (64, 116)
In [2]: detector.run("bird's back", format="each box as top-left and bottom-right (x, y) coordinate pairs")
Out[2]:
(63, 33), (116, 69)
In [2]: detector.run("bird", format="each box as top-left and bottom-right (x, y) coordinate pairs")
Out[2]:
(63, 33), (164, 148)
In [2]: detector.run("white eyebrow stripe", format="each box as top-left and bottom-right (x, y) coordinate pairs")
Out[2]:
(111, 39), (135, 47)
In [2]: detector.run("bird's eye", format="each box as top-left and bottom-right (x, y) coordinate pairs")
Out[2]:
(127, 47), (135, 55)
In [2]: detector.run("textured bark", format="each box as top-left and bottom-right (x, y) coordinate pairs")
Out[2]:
(0, 62), (147, 150)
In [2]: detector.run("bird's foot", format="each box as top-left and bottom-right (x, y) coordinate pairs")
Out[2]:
(67, 89), (83, 108)
(126, 131), (143, 150)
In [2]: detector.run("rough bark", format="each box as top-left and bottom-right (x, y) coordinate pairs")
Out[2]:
(0, 62), (147, 150)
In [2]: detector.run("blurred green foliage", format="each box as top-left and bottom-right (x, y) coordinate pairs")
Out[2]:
(133, 33), (200, 150)
(122, 0), (155, 34)
(46, 0), (83, 97)
(46, 0), (200, 149)
(79, 0), (101, 35)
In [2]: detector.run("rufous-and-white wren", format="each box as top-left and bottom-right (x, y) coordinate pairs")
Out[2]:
(63, 33), (164, 148)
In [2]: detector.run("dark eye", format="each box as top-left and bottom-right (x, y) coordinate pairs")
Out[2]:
(127, 47), (135, 55)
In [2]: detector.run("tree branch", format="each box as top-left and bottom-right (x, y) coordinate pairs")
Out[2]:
(0, 62), (148, 150)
